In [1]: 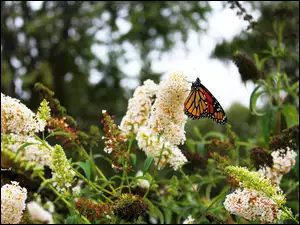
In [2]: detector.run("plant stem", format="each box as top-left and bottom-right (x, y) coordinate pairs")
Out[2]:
(280, 206), (299, 224)
(38, 175), (91, 224)
(144, 145), (165, 198)
(72, 169), (114, 203)
(120, 137), (133, 194)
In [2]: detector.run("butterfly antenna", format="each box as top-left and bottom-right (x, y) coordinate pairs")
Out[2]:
(184, 78), (193, 83)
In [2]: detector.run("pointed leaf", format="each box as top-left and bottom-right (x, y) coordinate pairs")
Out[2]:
(75, 161), (91, 181)
(281, 104), (299, 128)
(45, 131), (73, 140)
(250, 85), (268, 116)
(143, 157), (153, 172)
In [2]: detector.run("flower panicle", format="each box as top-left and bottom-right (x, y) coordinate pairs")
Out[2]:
(120, 79), (158, 136)
(112, 193), (148, 222)
(134, 71), (189, 171)
(224, 188), (281, 223)
(232, 51), (263, 82)
(1, 93), (46, 136)
(254, 146), (297, 186)
(269, 124), (299, 151)
(1, 181), (28, 224)
(37, 99), (51, 122)
(75, 198), (112, 222)
(101, 110), (129, 171)
(250, 147), (273, 170)
(50, 144), (76, 192)
(224, 166), (286, 206)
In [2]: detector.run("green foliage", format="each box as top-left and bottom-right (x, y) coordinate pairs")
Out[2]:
(143, 157), (153, 173)
(1, 1), (299, 224)
(1, 1), (212, 127)
(75, 155), (96, 182)
(212, 1), (299, 83)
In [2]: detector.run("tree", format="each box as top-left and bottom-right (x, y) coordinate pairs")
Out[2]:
(1, 1), (212, 127)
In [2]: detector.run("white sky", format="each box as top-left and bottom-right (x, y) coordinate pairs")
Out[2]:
(150, 2), (260, 110)
(27, 1), (259, 110)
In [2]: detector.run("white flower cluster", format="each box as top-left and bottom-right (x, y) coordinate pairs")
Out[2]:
(258, 147), (297, 186)
(224, 188), (281, 223)
(136, 127), (188, 170)
(120, 79), (158, 136)
(272, 147), (297, 174)
(27, 201), (54, 224)
(183, 215), (195, 224)
(2, 134), (52, 167)
(147, 72), (189, 145)
(1, 93), (46, 136)
(121, 71), (190, 170)
(1, 181), (28, 224)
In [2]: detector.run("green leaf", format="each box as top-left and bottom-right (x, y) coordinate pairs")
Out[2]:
(144, 198), (164, 224)
(89, 151), (96, 182)
(281, 104), (299, 128)
(38, 178), (54, 192)
(45, 131), (73, 140)
(249, 85), (268, 116)
(253, 53), (260, 65)
(143, 157), (153, 172)
(290, 80), (299, 91)
(92, 154), (112, 165)
(75, 161), (92, 181)
(261, 107), (278, 145)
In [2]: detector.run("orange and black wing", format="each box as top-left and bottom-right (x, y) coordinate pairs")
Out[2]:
(184, 89), (208, 120)
(184, 83), (227, 125)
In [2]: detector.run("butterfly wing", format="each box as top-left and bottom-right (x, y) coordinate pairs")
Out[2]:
(199, 83), (227, 124)
(184, 83), (227, 125)
(184, 89), (208, 120)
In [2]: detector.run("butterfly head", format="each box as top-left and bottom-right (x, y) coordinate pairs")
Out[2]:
(191, 77), (201, 89)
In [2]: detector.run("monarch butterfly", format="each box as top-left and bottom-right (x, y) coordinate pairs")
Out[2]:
(184, 77), (227, 125)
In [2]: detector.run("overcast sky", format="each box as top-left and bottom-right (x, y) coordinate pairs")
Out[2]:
(28, 1), (260, 110)
(150, 2), (260, 110)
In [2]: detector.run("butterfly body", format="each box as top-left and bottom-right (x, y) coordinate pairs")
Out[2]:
(184, 78), (227, 125)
